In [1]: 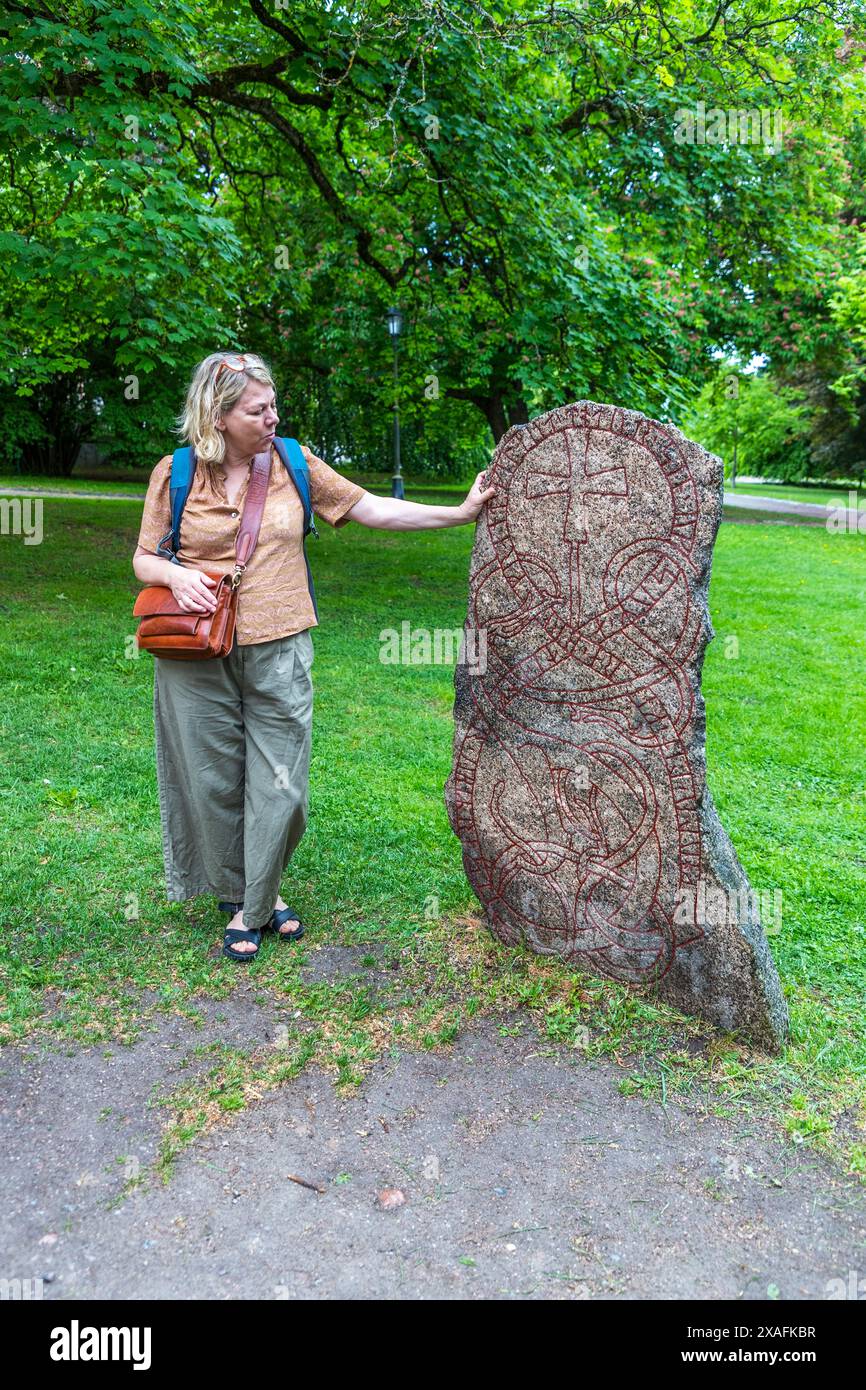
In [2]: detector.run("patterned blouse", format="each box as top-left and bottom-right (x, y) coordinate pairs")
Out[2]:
(136, 446), (367, 644)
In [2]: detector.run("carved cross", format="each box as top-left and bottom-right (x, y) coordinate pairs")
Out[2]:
(524, 432), (629, 620)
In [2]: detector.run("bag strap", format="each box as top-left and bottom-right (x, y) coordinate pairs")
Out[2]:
(231, 449), (272, 588)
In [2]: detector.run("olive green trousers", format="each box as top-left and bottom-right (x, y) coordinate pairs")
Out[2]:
(152, 628), (314, 930)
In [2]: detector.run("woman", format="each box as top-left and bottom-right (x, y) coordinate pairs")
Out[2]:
(133, 350), (495, 961)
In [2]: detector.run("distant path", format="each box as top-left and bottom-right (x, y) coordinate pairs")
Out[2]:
(725, 491), (861, 527)
(0, 486), (146, 500)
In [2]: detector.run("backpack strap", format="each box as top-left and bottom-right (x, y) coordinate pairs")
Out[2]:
(155, 438), (321, 623)
(274, 436), (320, 622)
(273, 437), (320, 539)
(156, 446), (195, 564)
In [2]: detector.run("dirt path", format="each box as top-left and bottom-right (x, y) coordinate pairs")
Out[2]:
(0, 486), (146, 500)
(724, 491), (862, 526)
(2, 1000), (862, 1301)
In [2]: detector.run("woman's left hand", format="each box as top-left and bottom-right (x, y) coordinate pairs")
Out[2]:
(459, 470), (497, 522)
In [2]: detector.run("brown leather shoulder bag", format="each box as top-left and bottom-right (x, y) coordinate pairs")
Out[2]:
(133, 449), (271, 660)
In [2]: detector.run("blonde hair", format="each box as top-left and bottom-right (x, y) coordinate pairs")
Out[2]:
(175, 351), (276, 477)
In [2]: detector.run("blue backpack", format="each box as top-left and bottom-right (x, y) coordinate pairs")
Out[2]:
(156, 436), (320, 621)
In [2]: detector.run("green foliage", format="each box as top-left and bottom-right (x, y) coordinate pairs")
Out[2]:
(684, 366), (813, 482)
(829, 229), (866, 409)
(0, 1), (243, 471)
(1, 1), (865, 475)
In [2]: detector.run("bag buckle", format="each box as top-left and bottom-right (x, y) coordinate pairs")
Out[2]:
(231, 562), (245, 589)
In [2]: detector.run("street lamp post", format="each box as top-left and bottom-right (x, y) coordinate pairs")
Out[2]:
(386, 306), (404, 499)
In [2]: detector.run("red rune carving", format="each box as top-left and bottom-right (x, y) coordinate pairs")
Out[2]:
(445, 403), (709, 985)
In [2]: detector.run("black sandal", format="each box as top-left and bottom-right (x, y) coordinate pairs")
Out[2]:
(263, 905), (305, 942)
(218, 900), (244, 915)
(222, 924), (262, 962)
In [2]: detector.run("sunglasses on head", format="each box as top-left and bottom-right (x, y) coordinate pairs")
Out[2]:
(215, 353), (248, 382)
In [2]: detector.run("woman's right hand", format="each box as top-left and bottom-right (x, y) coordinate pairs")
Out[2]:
(169, 567), (219, 614)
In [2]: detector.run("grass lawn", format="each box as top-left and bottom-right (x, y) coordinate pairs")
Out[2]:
(0, 497), (864, 1183)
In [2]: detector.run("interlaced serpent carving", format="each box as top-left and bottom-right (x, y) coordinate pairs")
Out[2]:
(446, 402), (716, 985)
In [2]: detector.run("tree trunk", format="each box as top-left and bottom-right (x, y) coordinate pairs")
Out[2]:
(442, 382), (531, 444)
(483, 390), (530, 444)
(18, 377), (88, 475)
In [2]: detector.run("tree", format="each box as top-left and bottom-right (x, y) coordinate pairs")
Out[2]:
(683, 364), (813, 482)
(0, 1), (243, 471)
(1, 0), (863, 474)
